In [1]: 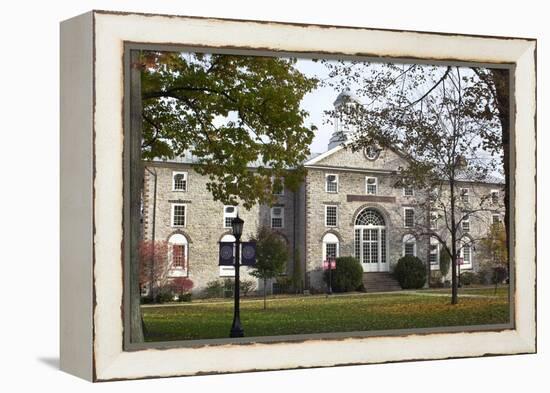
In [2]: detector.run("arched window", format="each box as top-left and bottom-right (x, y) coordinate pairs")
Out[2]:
(168, 233), (188, 276)
(460, 237), (474, 269)
(355, 208), (385, 226)
(322, 233), (340, 262)
(402, 234), (417, 257)
(354, 208), (387, 272)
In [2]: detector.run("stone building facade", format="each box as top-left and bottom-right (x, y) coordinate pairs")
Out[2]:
(141, 92), (505, 295)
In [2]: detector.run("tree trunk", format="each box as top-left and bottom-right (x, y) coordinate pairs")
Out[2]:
(450, 180), (458, 305)
(263, 277), (267, 310)
(491, 69), (511, 279)
(129, 50), (145, 342)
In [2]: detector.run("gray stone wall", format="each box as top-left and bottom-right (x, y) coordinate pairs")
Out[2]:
(303, 167), (429, 290)
(141, 154), (505, 294)
(142, 162), (296, 295)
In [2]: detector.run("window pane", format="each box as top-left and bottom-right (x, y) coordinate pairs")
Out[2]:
(404, 209), (414, 227)
(325, 243), (337, 260)
(173, 205), (186, 226)
(326, 206), (337, 226)
(174, 173), (187, 191)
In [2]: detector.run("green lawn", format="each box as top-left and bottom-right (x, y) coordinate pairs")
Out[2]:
(142, 288), (510, 342)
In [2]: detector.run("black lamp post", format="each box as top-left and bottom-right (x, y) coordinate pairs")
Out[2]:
(230, 215), (245, 338)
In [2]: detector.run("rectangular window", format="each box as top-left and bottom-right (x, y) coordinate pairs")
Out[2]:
(172, 244), (186, 268)
(172, 204), (186, 227)
(325, 174), (338, 193)
(223, 205), (238, 228)
(366, 177), (378, 195)
(325, 243), (337, 260)
(172, 171), (188, 191)
(404, 243), (415, 257)
(460, 188), (470, 203)
(429, 243), (439, 266)
(463, 244), (472, 265)
(404, 208), (415, 228)
(403, 186), (414, 197)
(462, 215), (470, 232)
(430, 211), (438, 230)
(272, 177), (284, 196)
(491, 190), (500, 205)
(271, 207), (284, 228)
(325, 205), (338, 227)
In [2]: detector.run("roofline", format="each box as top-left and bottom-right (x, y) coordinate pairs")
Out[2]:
(303, 144), (344, 165)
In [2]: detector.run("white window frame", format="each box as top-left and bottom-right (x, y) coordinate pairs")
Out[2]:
(403, 207), (415, 228)
(271, 206), (284, 229)
(322, 233), (340, 262)
(491, 189), (500, 205)
(171, 203), (187, 227)
(429, 240), (440, 268)
(325, 205), (338, 227)
(223, 205), (238, 228)
(403, 186), (414, 197)
(429, 211), (438, 230)
(168, 233), (189, 276)
(462, 215), (470, 232)
(460, 187), (470, 203)
(460, 240), (474, 269)
(365, 176), (378, 195)
(172, 171), (188, 192)
(402, 234), (417, 257)
(325, 173), (339, 193)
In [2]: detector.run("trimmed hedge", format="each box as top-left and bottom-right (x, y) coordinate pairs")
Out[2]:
(393, 255), (426, 289)
(323, 256), (363, 292)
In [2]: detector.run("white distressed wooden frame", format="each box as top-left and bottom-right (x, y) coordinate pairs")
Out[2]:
(60, 10), (536, 382)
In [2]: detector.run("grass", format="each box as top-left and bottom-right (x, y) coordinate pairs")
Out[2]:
(142, 287), (510, 342)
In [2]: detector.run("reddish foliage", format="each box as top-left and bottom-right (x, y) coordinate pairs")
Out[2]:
(171, 277), (194, 294)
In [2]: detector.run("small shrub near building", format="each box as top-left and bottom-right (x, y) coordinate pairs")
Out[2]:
(273, 275), (293, 294)
(205, 278), (257, 298)
(459, 271), (476, 286)
(323, 256), (363, 292)
(393, 256), (426, 289)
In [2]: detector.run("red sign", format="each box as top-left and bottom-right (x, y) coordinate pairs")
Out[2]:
(323, 260), (336, 270)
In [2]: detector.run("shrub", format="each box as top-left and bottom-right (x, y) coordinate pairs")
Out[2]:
(155, 290), (174, 304)
(205, 280), (223, 298)
(240, 279), (256, 296)
(460, 271), (476, 285)
(222, 278), (235, 298)
(492, 266), (508, 284)
(429, 272), (444, 288)
(393, 256), (427, 289)
(171, 277), (194, 296)
(177, 292), (192, 302)
(439, 248), (451, 278)
(274, 276), (293, 294)
(323, 256), (363, 292)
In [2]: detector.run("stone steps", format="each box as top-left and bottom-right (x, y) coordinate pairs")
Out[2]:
(363, 272), (402, 292)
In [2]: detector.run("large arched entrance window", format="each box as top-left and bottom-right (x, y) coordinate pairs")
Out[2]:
(354, 208), (387, 272)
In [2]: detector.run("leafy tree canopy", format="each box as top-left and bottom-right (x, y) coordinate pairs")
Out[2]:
(139, 51), (318, 208)
(319, 62), (504, 189)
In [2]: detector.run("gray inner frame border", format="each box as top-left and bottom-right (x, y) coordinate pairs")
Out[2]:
(122, 42), (516, 351)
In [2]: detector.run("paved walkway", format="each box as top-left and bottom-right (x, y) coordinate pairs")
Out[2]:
(141, 288), (499, 308)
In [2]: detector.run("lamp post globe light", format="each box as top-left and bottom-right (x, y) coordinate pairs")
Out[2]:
(230, 215), (245, 338)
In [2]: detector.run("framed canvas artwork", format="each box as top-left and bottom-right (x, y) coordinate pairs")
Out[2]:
(60, 10), (536, 381)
